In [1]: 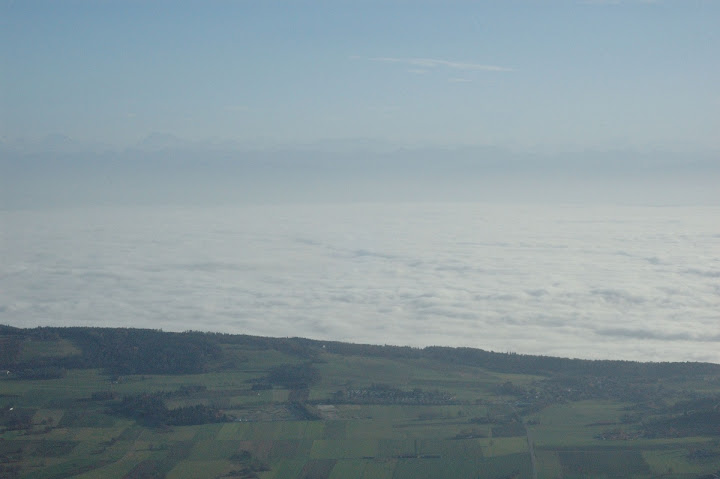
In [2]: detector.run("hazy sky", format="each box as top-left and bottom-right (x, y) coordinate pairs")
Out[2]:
(2, 0), (719, 152)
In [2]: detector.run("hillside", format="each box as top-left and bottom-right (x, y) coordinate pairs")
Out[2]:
(2, 325), (720, 478)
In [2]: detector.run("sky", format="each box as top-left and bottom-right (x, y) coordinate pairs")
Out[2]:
(2, 0), (719, 152)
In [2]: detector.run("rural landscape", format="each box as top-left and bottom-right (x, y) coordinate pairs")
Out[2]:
(1, 325), (720, 478)
(3, 3), (720, 478)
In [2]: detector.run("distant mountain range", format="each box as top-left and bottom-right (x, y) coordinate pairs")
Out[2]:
(2, 135), (719, 207)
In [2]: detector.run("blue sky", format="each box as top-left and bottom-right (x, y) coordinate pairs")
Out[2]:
(2, 0), (719, 153)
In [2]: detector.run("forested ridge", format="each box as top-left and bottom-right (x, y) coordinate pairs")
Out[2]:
(1, 324), (718, 379)
(3, 324), (720, 478)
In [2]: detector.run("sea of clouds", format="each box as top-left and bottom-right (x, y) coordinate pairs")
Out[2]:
(1, 202), (719, 363)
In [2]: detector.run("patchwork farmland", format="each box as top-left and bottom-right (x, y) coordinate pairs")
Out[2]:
(2, 326), (720, 478)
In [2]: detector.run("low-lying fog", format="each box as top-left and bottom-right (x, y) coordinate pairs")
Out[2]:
(2, 202), (718, 363)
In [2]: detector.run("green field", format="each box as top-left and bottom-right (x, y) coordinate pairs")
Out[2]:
(2, 326), (720, 478)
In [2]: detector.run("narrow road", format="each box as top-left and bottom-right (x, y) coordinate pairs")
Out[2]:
(509, 403), (538, 479)
(526, 425), (538, 479)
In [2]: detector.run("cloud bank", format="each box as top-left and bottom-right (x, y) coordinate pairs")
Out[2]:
(366, 57), (513, 72)
(1, 203), (719, 363)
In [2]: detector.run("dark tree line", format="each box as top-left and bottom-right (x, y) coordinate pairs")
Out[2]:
(0, 336), (22, 367)
(66, 328), (223, 375)
(261, 363), (320, 389)
(1, 326), (223, 376)
(108, 393), (228, 427)
(3, 324), (720, 382)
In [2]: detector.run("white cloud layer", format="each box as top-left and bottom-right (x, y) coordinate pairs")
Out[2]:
(367, 57), (513, 72)
(1, 203), (719, 363)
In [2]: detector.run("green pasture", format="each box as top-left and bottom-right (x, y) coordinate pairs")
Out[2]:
(421, 438), (486, 457)
(485, 436), (529, 457)
(166, 460), (232, 479)
(186, 439), (243, 460)
(312, 353), (540, 402)
(0, 369), (109, 406)
(216, 421), (325, 441)
(65, 454), (148, 479)
(535, 449), (564, 479)
(327, 459), (366, 479)
(393, 457), (481, 479)
(111, 371), (257, 395)
(357, 459), (396, 479)
(530, 400), (634, 447)
(556, 448), (651, 478)
(261, 458), (307, 479)
(327, 404), (488, 423)
(642, 445), (720, 476)
(310, 439), (377, 459)
(32, 409), (65, 426)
